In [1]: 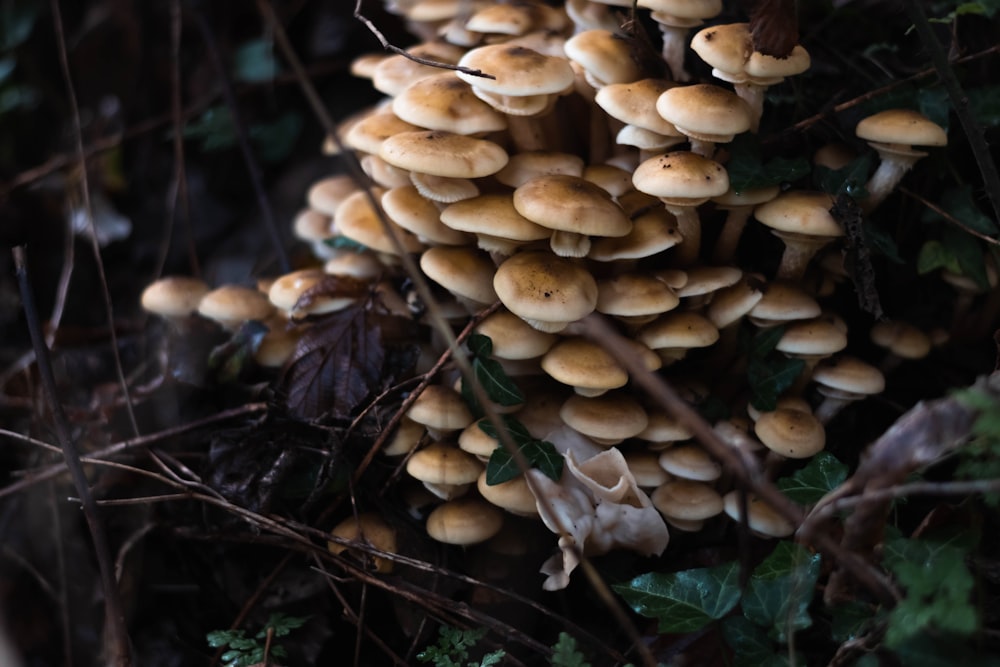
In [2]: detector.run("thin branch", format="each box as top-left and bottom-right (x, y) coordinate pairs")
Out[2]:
(351, 0), (496, 80)
(13, 246), (132, 666)
(900, 186), (1000, 246)
(189, 8), (291, 274)
(49, 0), (139, 438)
(809, 478), (1000, 523)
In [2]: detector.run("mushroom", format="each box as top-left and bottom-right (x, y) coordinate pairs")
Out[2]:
(493, 250), (598, 332)
(426, 497), (505, 545)
(196, 285), (275, 331)
(406, 441), (483, 500)
(636, 0), (723, 82)
(722, 491), (794, 538)
(753, 191), (844, 281)
(855, 108), (947, 211)
(141, 276), (210, 322)
(655, 83), (752, 158)
(328, 513), (398, 573)
(811, 356), (885, 423)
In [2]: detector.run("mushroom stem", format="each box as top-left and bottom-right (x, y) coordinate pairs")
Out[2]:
(689, 138), (716, 159)
(734, 83), (765, 133)
(507, 115), (549, 153)
(814, 395), (852, 424)
(772, 231), (831, 281)
(658, 24), (692, 82)
(863, 151), (920, 211)
(665, 204), (702, 266)
(711, 207), (752, 263)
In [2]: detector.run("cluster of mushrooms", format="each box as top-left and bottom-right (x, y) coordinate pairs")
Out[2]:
(141, 0), (969, 590)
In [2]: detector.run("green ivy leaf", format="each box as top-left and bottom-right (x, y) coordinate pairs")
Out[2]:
(814, 154), (875, 201)
(968, 84), (1000, 127)
(742, 542), (822, 642)
(234, 38), (281, 83)
(467, 332), (493, 357)
(550, 633), (591, 667)
(721, 616), (798, 667)
(747, 356), (805, 412)
(923, 185), (999, 236)
(726, 135), (810, 194)
(249, 111), (302, 162)
(612, 562), (741, 633)
(776, 452), (849, 505)
(322, 236), (368, 251)
(862, 219), (905, 263)
(472, 357), (525, 406)
(883, 530), (980, 648)
(747, 325), (785, 359)
(477, 415), (532, 443)
(830, 600), (881, 643)
(207, 630), (243, 648)
(917, 239), (962, 275)
(486, 438), (562, 484)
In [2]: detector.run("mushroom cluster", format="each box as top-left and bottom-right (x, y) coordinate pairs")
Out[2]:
(142, 0), (961, 590)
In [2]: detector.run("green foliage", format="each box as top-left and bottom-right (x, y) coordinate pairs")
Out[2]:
(613, 562), (742, 633)
(954, 386), (1000, 506)
(721, 616), (799, 667)
(234, 38), (281, 83)
(182, 106), (303, 162)
(0, 0), (40, 50)
(480, 415), (562, 484)
(725, 135), (810, 194)
(928, 0), (1000, 23)
(550, 633), (591, 667)
(813, 154), (874, 201)
(922, 184), (999, 237)
(743, 326), (805, 411)
(209, 320), (270, 383)
(466, 334), (525, 408)
(741, 542), (821, 642)
(417, 626), (505, 667)
(883, 528), (979, 649)
(917, 224), (989, 288)
(206, 613), (306, 667)
(776, 453), (849, 505)
(968, 84), (1000, 127)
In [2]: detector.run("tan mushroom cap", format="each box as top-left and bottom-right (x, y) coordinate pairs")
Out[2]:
(293, 208), (333, 244)
(197, 285), (275, 329)
(655, 83), (752, 143)
(406, 441), (484, 486)
(754, 408), (825, 459)
(307, 175), (357, 217)
(753, 191), (843, 237)
(334, 189), (425, 255)
(596, 79), (681, 136)
(582, 164), (634, 197)
(440, 193), (551, 255)
(637, 311), (720, 352)
(383, 417), (426, 457)
(870, 320), (932, 360)
(632, 151), (730, 207)
(379, 130), (508, 179)
(254, 320), (302, 368)
(456, 44), (575, 97)
(392, 72), (507, 135)
(426, 498), (505, 545)
(328, 512), (398, 573)
(651, 480), (724, 521)
(657, 444), (721, 481)
(748, 282), (821, 327)
(564, 29), (643, 87)
(477, 471), (539, 517)
(372, 41), (466, 96)
(360, 154), (412, 189)
(381, 186), (471, 246)
(596, 273), (681, 321)
(458, 419), (500, 459)
(812, 356), (885, 397)
(267, 268), (359, 316)
(344, 112), (422, 155)
(420, 246), (499, 308)
(474, 309), (559, 360)
(559, 392), (649, 444)
(776, 319), (848, 358)
(542, 336), (660, 396)
(722, 491), (794, 537)
(407, 385), (475, 434)
(625, 452), (673, 488)
(706, 276), (766, 328)
(638, 412), (694, 444)
(745, 45), (811, 80)
(690, 22), (750, 77)
(856, 109), (947, 157)
(588, 208), (683, 261)
(141, 276), (210, 318)
(496, 151), (586, 189)
(323, 250), (384, 281)
(493, 251), (598, 332)
(676, 266), (743, 299)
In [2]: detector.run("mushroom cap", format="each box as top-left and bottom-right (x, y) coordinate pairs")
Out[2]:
(637, 311), (720, 351)
(690, 23), (750, 76)
(582, 164), (634, 197)
(676, 265), (743, 299)
(328, 512), (398, 573)
(493, 251), (598, 331)
(440, 193), (551, 245)
(856, 109), (947, 150)
(632, 151), (730, 205)
(542, 336), (660, 395)
(638, 0), (723, 21)
(267, 268), (358, 316)
(748, 281), (821, 326)
(380, 130), (508, 179)
(597, 273), (681, 319)
(776, 319), (848, 357)
(477, 471), (540, 517)
(197, 285), (275, 328)
(381, 186), (471, 246)
(588, 208), (683, 261)
(564, 29), (643, 87)
(474, 309), (559, 360)
(513, 174), (631, 238)
(657, 444), (721, 481)
(496, 151), (586, 188)
(406, 385), (475, 433)
(419, 246), (499, 306)
(722, 491), (794, 537)
(656, 83), (752, 143)
(392, 72), (507, 135)
(406, 441), (484, 485)
(745, 45), (811, 79)
(596, 79), (681, 135)
(456, 44), (575, 97)
(638, 412), (694, 444)
(812, 356), (885, 397)
(706, 276), (765, 328)
(713, 184), (781, 208)
(344, 112), (421, 155)
(458, 419), (500, 459)
(426, 498), (505, 545)
(383, 417), (426, 457)
(141, 276), (210, 318)
(754, 408), (825, 458)
(870, 320), (932, 359)
(334, 189), (425, 255)
(753, 191), (843, 238)
(559, 392), (649, 443)
(625, 452), (673, 488)
(651, 480), (724, 521)
(372, 41), (466, 96)
(293, 208), (333, 243)
(307, 175), (357, 216)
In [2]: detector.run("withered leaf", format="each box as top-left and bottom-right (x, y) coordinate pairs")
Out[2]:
(291, 274), (369, 313)
(278, 301), (385, 420)
(833, 193), (885, 320)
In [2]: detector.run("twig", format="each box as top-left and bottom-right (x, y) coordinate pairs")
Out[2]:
(899, 187), (1000, 245)
(351, 0), (496, 80)
(810, 478), (1000, 523)
(903, 1), (1000, 226)
(49, 0), (140, 438)
(12, 246), (132, 666)
(190, 8), (291, 274)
